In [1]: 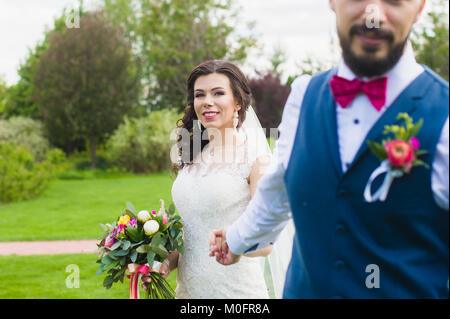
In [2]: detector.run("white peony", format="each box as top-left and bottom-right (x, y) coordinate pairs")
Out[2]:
(137, 210), (151, 223)
(143, 220), (159, 235)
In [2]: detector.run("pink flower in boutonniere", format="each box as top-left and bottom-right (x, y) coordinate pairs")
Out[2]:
(367, 113), (429, 174)
(385, 140), (415, 171)
(410, 136), (420, 151)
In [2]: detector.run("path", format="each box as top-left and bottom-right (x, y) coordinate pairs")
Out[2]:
(0, 240), (98, 256)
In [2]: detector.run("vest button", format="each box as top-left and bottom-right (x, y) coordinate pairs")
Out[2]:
(336, 224), (347, 234)
(337, 187), (351, 197)
(334, 260), (345, 269)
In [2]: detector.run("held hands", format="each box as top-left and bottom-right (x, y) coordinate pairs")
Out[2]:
(208, 227), (241, 265)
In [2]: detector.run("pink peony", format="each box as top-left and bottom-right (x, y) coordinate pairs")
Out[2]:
(163, 217), (168, 225)
(385, 140), (414, 168)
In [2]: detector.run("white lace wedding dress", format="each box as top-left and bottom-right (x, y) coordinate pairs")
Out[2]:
(171, 140), (269, 299)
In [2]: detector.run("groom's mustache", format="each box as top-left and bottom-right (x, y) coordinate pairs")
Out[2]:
(349, 23), (394, 42)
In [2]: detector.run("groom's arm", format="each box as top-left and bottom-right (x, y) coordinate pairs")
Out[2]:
(226, 75), (312, 255)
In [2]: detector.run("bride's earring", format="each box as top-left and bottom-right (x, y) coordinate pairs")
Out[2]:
(197, 120), (202, 131)
(233, 111), (239, 128)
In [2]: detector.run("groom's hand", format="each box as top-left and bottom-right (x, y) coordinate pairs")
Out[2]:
(208, 228), (241, 265)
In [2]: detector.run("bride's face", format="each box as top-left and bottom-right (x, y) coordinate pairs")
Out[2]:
(193, 73), (240, 131)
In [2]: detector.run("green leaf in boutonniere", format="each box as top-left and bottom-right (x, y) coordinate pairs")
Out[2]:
(367, 140), (387, 161)
(412, 159), (430, 169)
(408, 118), (423, 140)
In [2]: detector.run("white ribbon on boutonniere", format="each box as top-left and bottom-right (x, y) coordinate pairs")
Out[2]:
(364, 160), (404, 202)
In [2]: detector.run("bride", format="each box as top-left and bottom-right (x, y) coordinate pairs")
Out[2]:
(149, 60), (274, 298)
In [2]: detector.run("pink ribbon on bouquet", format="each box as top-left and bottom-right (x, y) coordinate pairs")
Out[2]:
(127, 262), (162, 299)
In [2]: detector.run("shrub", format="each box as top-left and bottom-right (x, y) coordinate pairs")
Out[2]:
(0, 116), (50, 161)
(105, 110), (181, 173)
(249, 72), (290, 135)
(0, 141), (55, 203)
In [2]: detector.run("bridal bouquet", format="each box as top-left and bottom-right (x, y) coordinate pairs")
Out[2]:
(96, 200), (183, 299)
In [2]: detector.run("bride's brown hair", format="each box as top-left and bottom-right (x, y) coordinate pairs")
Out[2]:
(174, 60), (252, 171)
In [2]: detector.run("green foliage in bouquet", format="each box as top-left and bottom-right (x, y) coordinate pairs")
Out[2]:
(96, 201), (183, 298)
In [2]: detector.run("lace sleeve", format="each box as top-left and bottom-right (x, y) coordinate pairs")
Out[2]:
(240, 142), (272, 180)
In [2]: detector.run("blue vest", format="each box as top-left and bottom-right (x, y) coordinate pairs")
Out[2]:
(283, 67), (449, 298)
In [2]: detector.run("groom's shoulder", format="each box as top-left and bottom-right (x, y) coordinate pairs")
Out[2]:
(289, 74), (312, 93)
(289, 69), (336, 97)
(290, 68), (336, 88)
(422, 66), (449, 92)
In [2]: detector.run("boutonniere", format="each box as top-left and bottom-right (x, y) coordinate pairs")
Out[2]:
(364, 113), (429, 202)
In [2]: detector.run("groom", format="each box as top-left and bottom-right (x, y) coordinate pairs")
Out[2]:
(209, 0), (449, 298)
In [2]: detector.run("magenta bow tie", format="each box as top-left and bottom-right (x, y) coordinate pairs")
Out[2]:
(329, 75), (388, 111)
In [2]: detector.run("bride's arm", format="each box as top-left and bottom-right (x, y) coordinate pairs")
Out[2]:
(244, 154), (273, 257)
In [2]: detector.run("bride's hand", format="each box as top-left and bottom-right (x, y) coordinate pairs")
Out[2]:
(209, 228), (241, 265)
(141, 260), (170, 290)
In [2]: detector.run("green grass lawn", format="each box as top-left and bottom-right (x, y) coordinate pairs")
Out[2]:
(0, 174), (175, 241)
(0, 253), (177, 299)
(0, 172), (277, 299)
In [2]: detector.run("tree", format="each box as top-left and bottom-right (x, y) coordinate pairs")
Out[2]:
(3, 4), (86, 120)
(102, 0), (257, 111)
(0, 76), (7, 116)
(269, 45), (288, 76)
(33, 11), (141, 169)
(412, 0), (449, 81)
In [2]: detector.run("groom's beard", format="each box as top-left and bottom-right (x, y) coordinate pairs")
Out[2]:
(338, 24), (408, 78)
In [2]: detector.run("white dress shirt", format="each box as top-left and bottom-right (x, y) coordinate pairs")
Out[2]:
(226, 43), (449, 255)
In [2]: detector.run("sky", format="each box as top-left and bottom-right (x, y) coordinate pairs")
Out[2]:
(0, 0), (435, 86)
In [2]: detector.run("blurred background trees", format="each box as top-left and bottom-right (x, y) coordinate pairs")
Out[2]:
(33, 11), (141, 169)
(412, 0), (449, 81)
(102, 0), (257, 112)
